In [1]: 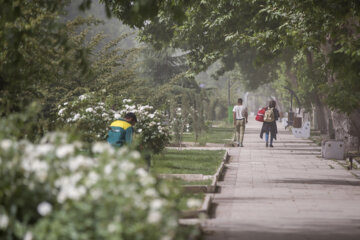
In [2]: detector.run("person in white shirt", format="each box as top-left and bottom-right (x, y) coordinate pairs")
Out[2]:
(233, 98), (248, 147)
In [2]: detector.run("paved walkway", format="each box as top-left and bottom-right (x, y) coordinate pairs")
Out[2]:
(203, 119), (360, 240)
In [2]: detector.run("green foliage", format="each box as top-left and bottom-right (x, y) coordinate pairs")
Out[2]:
(0, 0), (89, 112)
(0, 103), (45, 141)
(56, 92), (171, 154)
(0, 111), (196, 240)
(102, 0), (360, 113)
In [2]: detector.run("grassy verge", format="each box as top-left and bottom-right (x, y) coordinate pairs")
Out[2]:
(151, 149), (225, 175)
(180, 127), (234, 144)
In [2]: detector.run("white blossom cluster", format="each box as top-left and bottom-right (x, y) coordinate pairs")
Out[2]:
(0, 132), (181, 240)
(56, 93), (171, 153)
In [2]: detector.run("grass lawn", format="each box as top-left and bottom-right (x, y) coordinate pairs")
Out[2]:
(151, 149), (225, 175)
(181, 127), (234, 144)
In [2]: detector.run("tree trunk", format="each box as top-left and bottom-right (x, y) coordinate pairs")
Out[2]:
(320, 37), (359, 150)
(331, 110), (360, 151)
(312, 94), (329, 134)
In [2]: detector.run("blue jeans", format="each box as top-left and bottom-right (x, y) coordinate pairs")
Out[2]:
(265, 133), (273, 145)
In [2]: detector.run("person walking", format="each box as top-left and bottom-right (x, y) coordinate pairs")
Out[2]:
(233, 98), (248, 147)
(260, 100), (280, 147)
(107, 112), (137, 147)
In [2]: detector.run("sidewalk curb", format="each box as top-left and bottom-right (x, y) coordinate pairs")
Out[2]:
(183, 150), (229, 193)
(180, 150), (229, 219)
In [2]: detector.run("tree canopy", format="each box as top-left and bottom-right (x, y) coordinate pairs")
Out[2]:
(100, 0), (360, 114)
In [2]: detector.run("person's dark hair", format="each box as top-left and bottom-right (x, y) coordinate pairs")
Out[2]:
(269, 100), (276, 108)
(238, 98), (243, 104)
(124, 112), (137, 123)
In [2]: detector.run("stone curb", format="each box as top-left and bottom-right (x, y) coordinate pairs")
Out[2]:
(180, 194), (212, 219)
(183, 150), (229, 193)
(158, 174), (212, 181)
(180, 150), (229, 219)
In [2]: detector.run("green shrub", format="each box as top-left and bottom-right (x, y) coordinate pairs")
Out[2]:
(0, 130), (195, 240)
(57, 92), (171, 154)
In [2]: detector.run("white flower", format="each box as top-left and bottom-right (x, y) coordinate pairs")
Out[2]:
(90, 189), (102, 200)
(118, 172), (127, 181)
(37, 202), (52, 216)
(21, 159), (49, 182)
(102, 113), (108, 118)
(0, 139), (12, 151)
(36, 144), (54, 156)
(92, 142), (114, 154)
(149, 114), (155, 119)
(129, 151), (140, 159)
(119, 161), (135, 172)
(150, 199), (163, 210)
(0, 214), (9, 229)
(58, 108), (66, 116)
(104, 164), (112, 175)
(85, 171), (99, 187)
(68, 155), (94, 171)
(55, 173), (85, 203)
(136, 168), (148, 177)
(73, 113), (81, 121)
(147, 210), (162, 224)
(144, 188), (158, 197)
(186, 198), (202, 208)
(23, 231), (33, 240)
(85, 107), (94, 113)
(107, 223), (117, 233)
(114, 113), (121, 119)
(140, 176), (155, 186)
(137, 129), (143, 133)
(79, 94), (87, 101)
(56, 144), (75, 158)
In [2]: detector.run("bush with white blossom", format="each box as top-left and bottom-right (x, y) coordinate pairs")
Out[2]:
(57, 92), (171, 154)
(0, 132), (196, 240)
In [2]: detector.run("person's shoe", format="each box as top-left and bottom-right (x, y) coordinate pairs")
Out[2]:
(237, 143), (240, 147)
(266, 143), (268, 147)
(240, 143), (244, 147)
(270, 144), (274, 148)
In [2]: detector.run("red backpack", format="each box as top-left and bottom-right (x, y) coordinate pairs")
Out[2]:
(255, 107), (266, 122)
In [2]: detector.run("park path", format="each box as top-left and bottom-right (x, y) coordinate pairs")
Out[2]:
(203, 119), (360, 240)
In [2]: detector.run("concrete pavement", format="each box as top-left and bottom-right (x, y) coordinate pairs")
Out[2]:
(203, 119), (360, 240)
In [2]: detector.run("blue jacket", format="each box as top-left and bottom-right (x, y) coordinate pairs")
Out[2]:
(107, 118), (133, 147)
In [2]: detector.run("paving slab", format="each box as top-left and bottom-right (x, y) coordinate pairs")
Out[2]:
(203, 119), (360, 240)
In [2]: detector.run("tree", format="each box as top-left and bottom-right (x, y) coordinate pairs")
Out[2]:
(0, 0), (89, 112)
(100, 0), (360, 148)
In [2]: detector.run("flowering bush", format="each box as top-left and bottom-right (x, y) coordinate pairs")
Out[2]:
(57, 92), (171, 154)
(0, 132), (195, 240)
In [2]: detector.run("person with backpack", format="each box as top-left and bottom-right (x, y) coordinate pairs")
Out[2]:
(107, 112), (137, 147)
(260, 100), (280, 147)
(233, 98), (248, 147)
